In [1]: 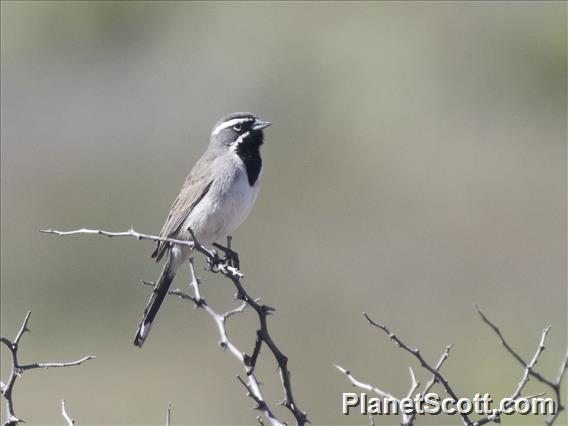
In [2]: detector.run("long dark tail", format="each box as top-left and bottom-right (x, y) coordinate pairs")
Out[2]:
(133, 260), (175, 347)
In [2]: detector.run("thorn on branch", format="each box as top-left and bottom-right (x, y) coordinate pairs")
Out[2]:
(0, 312), (95, 425)
(475, 304), (567, 426)
(356, 312), (470, 426)
(43, 226), (306, 426)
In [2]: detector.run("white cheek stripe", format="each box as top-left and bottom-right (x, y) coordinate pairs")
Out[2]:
(212, 118), (254, 136)
(230, 131), (251, 152)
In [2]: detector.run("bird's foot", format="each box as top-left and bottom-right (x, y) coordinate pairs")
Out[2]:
(213, 236), (240, 269)
(205, 250), (222, 273)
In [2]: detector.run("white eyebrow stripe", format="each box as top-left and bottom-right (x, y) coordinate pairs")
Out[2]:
(212, 117), (254, 135)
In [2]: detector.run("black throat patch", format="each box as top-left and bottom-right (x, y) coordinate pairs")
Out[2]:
(235, 131), (263, 186)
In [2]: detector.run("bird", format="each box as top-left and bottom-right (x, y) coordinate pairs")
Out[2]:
(133, 112), (271, 347)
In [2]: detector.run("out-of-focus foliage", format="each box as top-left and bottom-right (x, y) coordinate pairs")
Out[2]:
(1, 2), (565, 425)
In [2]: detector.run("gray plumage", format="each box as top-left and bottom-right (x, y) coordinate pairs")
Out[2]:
(134, 112), (271, 347)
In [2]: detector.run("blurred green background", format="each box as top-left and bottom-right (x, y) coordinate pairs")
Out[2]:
(1, 1), (566, 425)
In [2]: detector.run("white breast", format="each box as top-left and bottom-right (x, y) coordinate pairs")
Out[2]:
(184, 153), (262, 244)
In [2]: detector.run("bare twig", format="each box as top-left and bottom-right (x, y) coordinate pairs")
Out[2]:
(143, 258), (284, 425)
(550, 352), (568, 425)
(166, 402), (171, 426)
(61, 400), (74, 426)
(339, 305), (566, 426)
(474, 325), (551, 425)
(405, 344), (453, 425)
(510, 327), (550, 400)
(474, 305), (554, 386)
(0, 311), (95, 426)
(237, 375), (276, 421)
(202, 237), (308, 425)
(475, 305), (567, 425)
(334, 364), (420, 425)
(41, 227), (220, 263)
(406, 367), (420, 399)
(62, 222), (309, 424)
(336, 344), (453, 426)
(362, 312), (471, 426)
(402, 367), (420, 425)
(20, 356), (95, 371)
(334, 365), (397, 400)
(556, 351), (568, 388)
(420, 344), (453, 395)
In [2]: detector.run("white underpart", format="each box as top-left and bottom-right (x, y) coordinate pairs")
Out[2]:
(177, 150), (262, 250)
(212, 117), (254, 136)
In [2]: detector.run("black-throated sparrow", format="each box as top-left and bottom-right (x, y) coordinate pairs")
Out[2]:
(134, 112), (271, 347)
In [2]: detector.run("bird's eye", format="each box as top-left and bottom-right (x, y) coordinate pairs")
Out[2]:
(233, 123), (242, 132)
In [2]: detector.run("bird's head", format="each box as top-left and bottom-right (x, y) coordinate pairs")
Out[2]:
(209, 112), (271, 150)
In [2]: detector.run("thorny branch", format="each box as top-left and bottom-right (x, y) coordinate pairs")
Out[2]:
(334, 365), (418, 426)
(41, 227), (307, 425)
(405, 344), (453, 426)
(473, 321), (550, 426)
(362, 312), (472, 426)
(0, 311), (95, 426)
(475, 305), (567, 426)
(337, 308), (567, 426)
(142, 258), (283, 425)
(336, 327), (457, 426)
(334, 365), (398, 400)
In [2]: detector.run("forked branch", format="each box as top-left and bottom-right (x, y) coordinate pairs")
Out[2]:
(475, 305), (567, 425)
(42, 227), (307, 425)
(362, 312), (471, 426)
(0, 312), (95, 426)
(61, 400), (75, 426)
(336, 307), (567, 426)
(142, 258), (283, 425)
